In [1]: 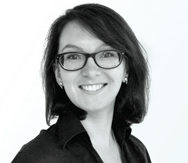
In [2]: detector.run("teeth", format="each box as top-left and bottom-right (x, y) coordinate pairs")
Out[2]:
(80, 84), (105, 91)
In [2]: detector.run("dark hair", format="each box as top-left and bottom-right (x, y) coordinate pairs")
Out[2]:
(41, 3), (150, 126)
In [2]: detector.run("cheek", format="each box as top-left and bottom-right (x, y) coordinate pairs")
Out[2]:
(60, 72), (81, 105)
(59, 69), (77, 85)
(108, 67), (125, 94)
(112, 77), (123, 97)
(110, 67), (125, 84)
(64, 86), (77, 99)
(63, 81), (81, 107)
(62, 76), (76, 96)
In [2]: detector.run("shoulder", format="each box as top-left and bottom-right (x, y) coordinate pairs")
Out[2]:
(12, 125), (63, 163)
(128, 134), (148, 151)
(125, 134), (151, 163)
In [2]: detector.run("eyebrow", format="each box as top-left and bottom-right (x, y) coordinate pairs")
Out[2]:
(60, 44), (83, 52)
(60, 43), (112, 53)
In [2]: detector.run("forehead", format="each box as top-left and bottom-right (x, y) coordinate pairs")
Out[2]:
(58, 21), (110, 53)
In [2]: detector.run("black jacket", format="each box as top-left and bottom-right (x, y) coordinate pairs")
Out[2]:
(12, 111), (151, 163)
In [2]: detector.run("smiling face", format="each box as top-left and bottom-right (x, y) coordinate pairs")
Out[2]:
(54, 21), (127, 114)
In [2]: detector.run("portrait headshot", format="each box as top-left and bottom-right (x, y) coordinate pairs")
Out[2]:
(12, 3), (151, 163)
(0, 0), (188, 163)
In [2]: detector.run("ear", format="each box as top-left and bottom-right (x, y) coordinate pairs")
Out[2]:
(122, 73), (129, 83)
(123, 73), (128, 79)
(123, 58), (129, 82)
(53, 63), (63, 86)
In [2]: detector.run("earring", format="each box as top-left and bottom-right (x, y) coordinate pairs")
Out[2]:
(123, 77), (128, 84)
(59, 82), (63, 89)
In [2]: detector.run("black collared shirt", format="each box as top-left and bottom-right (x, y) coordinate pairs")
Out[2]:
(12, 111), (151, 163)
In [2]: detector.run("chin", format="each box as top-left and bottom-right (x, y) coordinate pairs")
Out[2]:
(81, 103), (114, 114)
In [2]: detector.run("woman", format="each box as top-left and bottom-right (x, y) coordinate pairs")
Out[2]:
(12, 3), (151, 163)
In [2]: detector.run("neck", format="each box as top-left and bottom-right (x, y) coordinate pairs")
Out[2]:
(80, 108), (115, 148)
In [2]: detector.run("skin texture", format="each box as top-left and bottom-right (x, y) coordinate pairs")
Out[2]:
(55, 21), (127, 115)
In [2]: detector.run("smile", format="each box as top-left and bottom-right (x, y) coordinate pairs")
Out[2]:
(79, 83), (107, 92)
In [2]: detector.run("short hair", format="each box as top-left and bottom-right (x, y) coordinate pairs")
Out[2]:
(41, 3), (150, 126)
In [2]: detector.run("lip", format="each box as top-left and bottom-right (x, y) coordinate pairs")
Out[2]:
(78, 83), (108, 95)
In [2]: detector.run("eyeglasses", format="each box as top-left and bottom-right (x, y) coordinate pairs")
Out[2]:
(55, 50), (126, 71)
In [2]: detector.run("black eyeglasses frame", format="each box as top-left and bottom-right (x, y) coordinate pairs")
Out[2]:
(55, 50), (127, 71)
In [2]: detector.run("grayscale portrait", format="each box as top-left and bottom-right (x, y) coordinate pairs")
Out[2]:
(1, 1), (187, 163)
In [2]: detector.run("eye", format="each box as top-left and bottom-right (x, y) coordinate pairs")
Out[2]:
(100, 51), (118, 58)
(64, 53), (83, 60)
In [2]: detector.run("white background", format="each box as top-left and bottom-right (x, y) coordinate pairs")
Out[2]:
(0, 0), (188, 162)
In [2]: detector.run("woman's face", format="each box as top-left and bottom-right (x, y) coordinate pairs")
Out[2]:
(55, 21), (127, 114)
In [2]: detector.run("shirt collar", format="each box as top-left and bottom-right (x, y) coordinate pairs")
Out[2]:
(56, 110), (132, 148)
(56, 111), (86, 148)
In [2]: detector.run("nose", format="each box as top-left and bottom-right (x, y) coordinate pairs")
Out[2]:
(81, 57), (101, 77)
